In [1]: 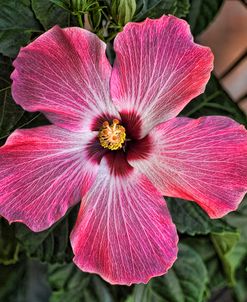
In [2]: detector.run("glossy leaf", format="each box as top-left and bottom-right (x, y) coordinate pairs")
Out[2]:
(0, 219), (19, 265)
(219, 196), (247, 289)
(153, 243), (208, 302)
(224, 196), (247, 250)
(187, 0), (223, 35)
(234, 257), (247, 302)
(181, 75), (247, 127)
(171, 0), (190, 18)
(186, 226), (242, 289)
(49, 0), (71, 12)
(133, 0), (190, 21)
(0, 259), (50, 302)
(0, 89), (24, 143)
(32, 0), (70, 29)
(167, 198), (235, 236)
(133, 243), (208, 302)
(0, 55), (49, 147)
(133, 0), (174, 21)
(184, 237), (226, 291)
(48, 263), (116, 302)
(48, 263), (89, 302)
(131, 284), (162, 302)
(0, 55), (23, 143)
(0, 55), (13, 88)
(0, 262), (26, 301)
(15, 205), (79, 263)
(0, 0), (42, 57)
(211, 231), (240, 285)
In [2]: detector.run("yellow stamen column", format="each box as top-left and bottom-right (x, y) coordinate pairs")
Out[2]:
(98, 119), (126, 150)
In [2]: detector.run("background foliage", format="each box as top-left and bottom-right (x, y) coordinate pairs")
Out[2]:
(0, 0), (246, 301)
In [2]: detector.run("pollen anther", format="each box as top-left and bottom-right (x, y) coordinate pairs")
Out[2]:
(98, 119), (126, 150)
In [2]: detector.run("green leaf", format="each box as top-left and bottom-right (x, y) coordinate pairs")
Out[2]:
(133, 0), (190, 21)
(0, 55), (24, 142)
(186, 228), (242, 289)
(171, 0), (190, 18)
(155, 243), (208, 302)
(224, 196), (247, 250)
(184, 237), (226, 291)
(0, 259), (51, 302)
(111, 0), (136, 25)
(124, 296), (134, 302)
(48, 263), (115, 302)
(181, 75), (247, 127)
(15, 205), (79, 263)
(0, 88), (24, 141)
(32, 0), (70, 30)
(167, 197), (235, 235)
(49, 0), (71, 12)
(211, 231), (240, 285)
(0, 0), (42, 57)
(0, 22), (49, 145)
(234, 257), (247, 302)
(0, 55), (12, 88)
(0, 90), (49, 146)
(0, 219), (19, 265)
(187, 0), (223, 35)
(15, 220), (69, 263)
(48, 263), (89, 302)
(133, 0), (175, 21)
(131, 283), (162, 302)
(90, 277), (114, 302)
(0, 55), (50, 147)
(133, 243), (208, 302)
(0, 261), (26, 301)
(211, 196), (247, 288)
(0, 30), (30, 58)
(23, 260), (51, 302)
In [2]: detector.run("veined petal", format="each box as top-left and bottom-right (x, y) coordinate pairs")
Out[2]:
(0, 126), (99, 231)
(128, 116), (247, 218)
(71, 153), (178, 285)
(11, 26), (119, 132)
(110, 15), (213, 138)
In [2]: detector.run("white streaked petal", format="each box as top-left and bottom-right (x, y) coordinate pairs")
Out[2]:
(71, 153), (178, 285)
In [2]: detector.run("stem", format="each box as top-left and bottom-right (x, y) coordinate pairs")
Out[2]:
(77, 13), (84, 28)
(185, 91), (221, 116)
(19, 113), (41, 129)
(0, 85), (11, 92)
(204, 103), (236, 113)
(204, 91), (221, 103)
(101, 9), (110, 21)
(0, 77), (10, 85)
(185, 99), (208, 116)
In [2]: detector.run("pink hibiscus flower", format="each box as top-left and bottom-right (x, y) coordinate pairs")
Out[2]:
(0, 15), (247, 285)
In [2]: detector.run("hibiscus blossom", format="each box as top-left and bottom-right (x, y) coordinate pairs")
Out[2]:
(0, 15), (247, 285)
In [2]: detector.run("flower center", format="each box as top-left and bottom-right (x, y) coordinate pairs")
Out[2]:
(98, 119), (126, 150)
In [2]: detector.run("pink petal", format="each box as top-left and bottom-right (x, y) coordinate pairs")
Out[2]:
(128, 116), (247, 218)
(110, 15), (213, 138)
(71, 153), (178, 285)
(11, 26), (119, 132)
(0, 126), (99, 231)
